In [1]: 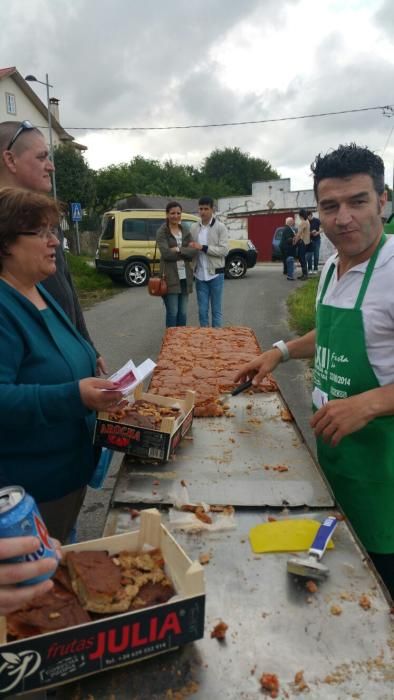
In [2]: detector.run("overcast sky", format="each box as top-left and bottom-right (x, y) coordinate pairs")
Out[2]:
(2, 0), (394, 191)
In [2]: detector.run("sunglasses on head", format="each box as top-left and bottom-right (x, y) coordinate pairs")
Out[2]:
(6, 120), (35, 151)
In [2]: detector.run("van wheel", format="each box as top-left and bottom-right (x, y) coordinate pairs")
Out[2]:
(225, 255), (247, 279)
(123, 261), (149, 287)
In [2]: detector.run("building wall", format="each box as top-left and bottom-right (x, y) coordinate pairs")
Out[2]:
(0, 76), (61, 147)
(248, 212), (294, 261)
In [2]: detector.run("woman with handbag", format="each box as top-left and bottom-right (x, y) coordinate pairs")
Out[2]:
(156, 201), (198, 327)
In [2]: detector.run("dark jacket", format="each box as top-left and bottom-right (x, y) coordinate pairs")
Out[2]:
(280, 225), (296, 258)
(41, 238), (98, 356)
(156, 223), (198, 294)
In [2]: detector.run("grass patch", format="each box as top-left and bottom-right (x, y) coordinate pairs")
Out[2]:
(66, 253), (122, 308)
(287, 276), (319, 335)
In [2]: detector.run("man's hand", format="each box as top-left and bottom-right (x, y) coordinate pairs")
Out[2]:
(234, 348), (283, 386)
(96, 356), (108, 376)
(79, 378), (124, 411)
(189, 241), (202, 250)
(0, 536), (57, 615)
(310, 394), (372, 447)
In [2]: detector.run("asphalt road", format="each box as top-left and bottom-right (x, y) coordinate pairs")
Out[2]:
(78, 263), (317, 541)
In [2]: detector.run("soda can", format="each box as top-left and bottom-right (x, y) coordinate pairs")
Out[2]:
(0, 485), (58, 586)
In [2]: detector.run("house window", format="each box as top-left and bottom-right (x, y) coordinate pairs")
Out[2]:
(5, 93), (16, 115)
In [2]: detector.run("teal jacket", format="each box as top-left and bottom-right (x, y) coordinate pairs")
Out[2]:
(0, 280), (96, 502)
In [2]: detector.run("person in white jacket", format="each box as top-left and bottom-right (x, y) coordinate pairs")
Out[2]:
(190, 196), (229, 327)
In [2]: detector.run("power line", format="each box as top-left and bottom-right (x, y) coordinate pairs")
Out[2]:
(40, 103), (394, 133)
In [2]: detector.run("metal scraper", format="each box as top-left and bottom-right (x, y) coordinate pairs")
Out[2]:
(287, 516), (338, 580)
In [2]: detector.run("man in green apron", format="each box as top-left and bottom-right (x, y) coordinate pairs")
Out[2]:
(236, 144), (394, 599)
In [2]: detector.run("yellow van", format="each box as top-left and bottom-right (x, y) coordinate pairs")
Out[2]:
(95, 209), (258, 287)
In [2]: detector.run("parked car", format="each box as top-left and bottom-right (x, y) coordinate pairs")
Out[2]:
(95, 210), (258, 286)
(272, 226), (285, 260)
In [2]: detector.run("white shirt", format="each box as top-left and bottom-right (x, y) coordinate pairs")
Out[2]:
(173, 231), (186, 280)
(194, 219), (218, 282)
(316, 235), (394, 386)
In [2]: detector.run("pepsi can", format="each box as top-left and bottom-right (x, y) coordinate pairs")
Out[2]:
(0, 485), (58, 585)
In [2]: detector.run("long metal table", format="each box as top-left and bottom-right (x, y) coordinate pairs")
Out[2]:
(57, 388), (393, 699)
(113, 392), (333, 508)
(58, 508), (394, 699)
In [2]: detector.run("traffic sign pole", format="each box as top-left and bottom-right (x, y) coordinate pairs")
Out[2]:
(75, 221), (81, 255)
(70, 202), (82, 256)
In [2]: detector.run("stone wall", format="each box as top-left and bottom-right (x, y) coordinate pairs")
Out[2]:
(66, 230), (100, 256)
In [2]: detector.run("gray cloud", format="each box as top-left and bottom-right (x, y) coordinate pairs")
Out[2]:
(1, 0), (393, 185)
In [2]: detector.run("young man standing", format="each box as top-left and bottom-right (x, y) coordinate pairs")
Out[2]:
(190, 196), (229, 327)
(0, 120), (106, 374)
(236, 144), (394, 599)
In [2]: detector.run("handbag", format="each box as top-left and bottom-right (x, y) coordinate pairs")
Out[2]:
(148, 241), (168, 296)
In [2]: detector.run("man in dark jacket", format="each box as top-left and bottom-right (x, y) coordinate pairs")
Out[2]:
(279, 216), (297, 280)
(0, 120), (106, 373)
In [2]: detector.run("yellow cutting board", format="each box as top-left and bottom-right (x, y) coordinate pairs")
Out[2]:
(249, 519), (335, 554)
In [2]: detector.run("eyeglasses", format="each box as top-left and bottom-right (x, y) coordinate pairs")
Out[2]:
(6, 120), (35, 151)
(18, 226), (59, 241)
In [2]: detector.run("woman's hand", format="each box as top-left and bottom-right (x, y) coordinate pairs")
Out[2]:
(79, 378), (124, 411)
(0, 536), (57, 615)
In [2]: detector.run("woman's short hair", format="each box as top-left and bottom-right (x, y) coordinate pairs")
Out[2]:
(0, 187), (61, 266)
(166, 200), (182, 214)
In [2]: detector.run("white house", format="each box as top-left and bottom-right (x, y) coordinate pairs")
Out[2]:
(0, 66), (85, 150)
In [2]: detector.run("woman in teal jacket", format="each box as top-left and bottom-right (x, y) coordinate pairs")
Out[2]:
(0, 188), (122, 542)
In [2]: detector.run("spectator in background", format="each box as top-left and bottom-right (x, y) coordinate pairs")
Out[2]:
(156, 201), (198, 327)
(190, 196), (229, 327)
(0, 120), (106, 376)
(294, 208), (311, 280)
(279, 216), (297, 280)
(308, 211), (322, 274)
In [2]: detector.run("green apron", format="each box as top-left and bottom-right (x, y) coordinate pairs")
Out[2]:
(314, 235), (394, 553)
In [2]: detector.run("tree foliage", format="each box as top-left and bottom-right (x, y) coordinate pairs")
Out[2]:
(57, 146), (280, 215)
(201, 147), (279, 196)
(54, 144), (96, 215)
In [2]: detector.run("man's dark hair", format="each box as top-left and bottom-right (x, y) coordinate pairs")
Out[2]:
(198, 196), (214, 208)
(311, 143), (385, 198)
(299, 209), (308, 220)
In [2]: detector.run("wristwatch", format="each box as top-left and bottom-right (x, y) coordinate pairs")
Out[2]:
(272, 340), (290, 362)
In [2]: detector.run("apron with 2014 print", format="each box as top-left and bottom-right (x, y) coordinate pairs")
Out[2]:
(314, 235), (394, 553)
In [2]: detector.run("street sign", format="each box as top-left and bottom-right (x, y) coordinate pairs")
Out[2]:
(71, 202), (82, 222)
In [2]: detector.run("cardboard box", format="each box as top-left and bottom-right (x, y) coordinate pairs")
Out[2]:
(94, 387), (195, 462)
(0, 510), (205, 697)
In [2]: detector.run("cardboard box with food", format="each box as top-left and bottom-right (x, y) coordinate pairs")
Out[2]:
(94, 384), (195, 462)
(0, 510), (205, 697)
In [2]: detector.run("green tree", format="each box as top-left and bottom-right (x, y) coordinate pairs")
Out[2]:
(201, 147), (279, 195)
(54, 144), (96, 215)
(94, 162), (133, 212)
(93, 148), (280, 211)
